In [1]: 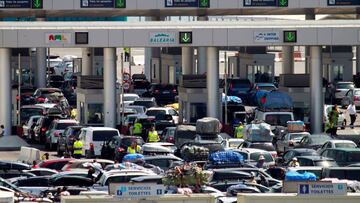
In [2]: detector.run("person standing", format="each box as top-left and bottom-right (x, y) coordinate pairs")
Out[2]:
(133, 121), (143, 137)
(73, 138), (83, 159)
(0, 125), (4, 137)
(256, 155), (266, 169)
(147, 126), (160, 143)
(235, 122), (244, 139)
(127, 141), (141, 154)
(348, 101), (357, 129)
(288, 157), (300, 167)
(329, 106), (339, 136)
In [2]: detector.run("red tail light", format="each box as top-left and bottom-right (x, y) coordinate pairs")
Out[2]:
(41, 128), (46, 132)
(37, 97), (45, 103)
(172, 89), (177, 93)
(117, 147), (125, 153)
(355, 96), (359, 101)
(90, 143), (94, 151)
(154, 90), (160, 94)
(168, 137), (174, 143)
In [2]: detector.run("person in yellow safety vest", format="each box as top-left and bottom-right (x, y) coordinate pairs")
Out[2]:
(133, 122), (143, 136)
(124, 47), (130, 62)
(147, 126), (160, 143)
(73, 138), (83, 159)
(235, 122), (244, 138)
(127, 141), (141, 154)
(70, 108), (77, 120)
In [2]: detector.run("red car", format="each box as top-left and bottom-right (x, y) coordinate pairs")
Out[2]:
(38, 158), (73, 171)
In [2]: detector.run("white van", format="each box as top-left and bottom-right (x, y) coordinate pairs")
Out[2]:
(78, 127), (121, 157)
(255, 110), (294, 128)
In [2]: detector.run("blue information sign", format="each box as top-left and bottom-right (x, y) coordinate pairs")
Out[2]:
(81, 0), (114, 8)
(328, 0), (360, 6)
(0, 0), (31, 8)
(165, 0), (209, 8)
(243, 0), (288, 7)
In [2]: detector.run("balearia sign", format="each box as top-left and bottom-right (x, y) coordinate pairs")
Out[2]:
(45, 33), (72, 44)
(149, 32), (176, 44)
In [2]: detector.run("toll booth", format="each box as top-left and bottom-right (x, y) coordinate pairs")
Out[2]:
(322, 46), (353, 83)
(228, 47), (275, 83)
(76, 76), (120, 126)
(178, 75), (223, 123)
(151, 48), (182, 85)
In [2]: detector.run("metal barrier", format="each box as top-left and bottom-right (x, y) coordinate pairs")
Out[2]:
(17, 146), (40, 164)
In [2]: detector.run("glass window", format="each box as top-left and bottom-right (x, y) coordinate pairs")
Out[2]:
(87, 104), (104, 124)
(250, 152), (273, 163)
(335, 143), (357, 148)
(169, 109), (178, 116)
(190, 103), (207, 123)
(146, 110), (166, 116)
(56, 122), (78, 130)
(249, 143), (275, 151)
(93, 130), (119, 142)
(346, 151), (360, 162)
(336, 83), (353, 89)
(265, 114), (292, 127)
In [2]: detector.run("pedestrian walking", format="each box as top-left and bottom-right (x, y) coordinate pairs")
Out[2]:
(347, 101), (357, 129)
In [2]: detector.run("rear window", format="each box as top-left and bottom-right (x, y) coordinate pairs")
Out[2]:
(121, 137), (144, 147)
(154, 85), (176, 90)
(56, 122), (78, 130)
(336, 83), (354, 89)
(125, 96), (139, 101)
(230, 80), (251, 88)
(250, 152), (273, 162)
(93, 130), (119, 141)
(258, 85), (276, 91)
(347, 151), (360, 162)
(146, 110), (166, 117)
(289, 134), (306, 140)
(133, 101), (156, 108)
(335, 143), (357, 148)
(314, 160), (338, 167)
(105, 175), (142, 185)
(41, 90), (62, 95)
(21, 108), (44, 121)
(249, 143), (275, 151)
(265, 114), (292, 127)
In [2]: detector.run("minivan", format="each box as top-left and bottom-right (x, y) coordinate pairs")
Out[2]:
(78, 127), (121, 158)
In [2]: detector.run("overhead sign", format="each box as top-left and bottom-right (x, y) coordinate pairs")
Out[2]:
(45, 33), (72, 44)
(0, 0), (42, 9)
(328, 0), (360, 6)
(75, 32), (88, 45)
(179, 32), (193, 44)
(149, 32), (176, 45)
(244, 0), (288, 7)
(109, 183), (166, 199)
(81, 0), (126, 8)
(254, 31), (280, 43)
(283, 30), (297, 43)
(165, 0), (210, 8)
(298, 182), (347, 196)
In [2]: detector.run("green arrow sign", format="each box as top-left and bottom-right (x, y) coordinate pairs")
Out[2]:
(179, 32), (193, 44)
(283, 31), (297, 43)
(32, 0), (43, 9)
(115, 0), (126, 8)
(199, 0), (210, 8)
(278, 0), (288, 7)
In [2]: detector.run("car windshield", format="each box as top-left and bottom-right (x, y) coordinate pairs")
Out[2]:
(312, 135), (332, 145)
(347, 151), (360, 162)
(258, 85), (276, 91)
(354, 90), (360, 96)
(41, 90), (62, 95)
(230, 80), (251, 89)
(229, 141), (243, 148)
(250, 152), (273, 162)
(125, 96), (138, 101)
(146, 110), (166, 116)
(121, 137), (144, 147)
(336, 83), (354, 89)
(21, 108), (44, 122)
(56, 123), (78, 130)
(249, 143), (275, 151)
(93, 131), (119, 141)
(335, 143), (357, 148)
(133, 101), (155, 108)
(265, 114), (292, 127)
(314, 160), (338, 167)
(289, 133), (307, 140)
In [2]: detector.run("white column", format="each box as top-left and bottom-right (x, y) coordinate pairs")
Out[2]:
(81, 48), (92, 75)
(36, 47), (47, 88)
(103, 48), (117, 128)
(310, 46), (323, 134)
(145, 16), (161, 81)
(305, 13), (316, 74)
(282, 46), (294, 74)
(182, 47), (194, 75)
(0, 48), (12, 135)
(207, 47), (220, 119)
(197, 16), (208, 74)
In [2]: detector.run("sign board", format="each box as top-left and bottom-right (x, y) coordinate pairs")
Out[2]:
(109, 182), (166, 199)
(149, 32), (176, 45)
(45, 33), (72, 44)
(298, 182), (347, 196)
(179, 32), (193, 44)
(81, 0), (126, 8)
(327, 0), (360, 6)
(283, 30), (297, 43)
(123, 73), (130, 81)
(244, 0), (288, 7)
(0, 0), (43, 9)
(75, 32), (89, 45)
(123, 82), (130, 90)
(254, 31), (280, 43)
(165, 0), (209, 8)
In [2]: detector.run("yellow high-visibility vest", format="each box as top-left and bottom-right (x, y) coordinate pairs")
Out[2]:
(235, 125), (244, 138)
(73, 140), (83, 155)
(133, 123), (142, 135)
(148, 131), (159, 142)
(127, 145), (141, 154)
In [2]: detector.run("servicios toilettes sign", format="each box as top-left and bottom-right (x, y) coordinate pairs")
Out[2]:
(149, 32), (176, 45)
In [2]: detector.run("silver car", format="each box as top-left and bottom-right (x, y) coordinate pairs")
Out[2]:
(335, 82), (354, 103)
(341, 88), (360, 109)
(276, 132), (310, 154)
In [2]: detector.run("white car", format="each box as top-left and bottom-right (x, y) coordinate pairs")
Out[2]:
(121, 93), (140, 107)
(23, 115), (41, 140)
(145, 107), (179, 124)
(78, 127), (121, 157)
(45, 119), (79, 150)
(142, 142), (177, 153)
(234, 148), (275, 166)
(317, 140), (357, 155)
(222, 138), (244, 150)
(276, 132), (310, 154)
(335, 82), (354, 103)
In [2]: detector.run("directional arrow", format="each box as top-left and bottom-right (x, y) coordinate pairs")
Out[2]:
(287, 32), (295, 41)
(199, 0), (210, 8)
(180, 32), (192, 44)
(32, 0), (42, 9)
(279, 0), (288, 7)
(115, 0), (126, 8)
(182, 33), (190, 43)
(283, 31), (297, 43)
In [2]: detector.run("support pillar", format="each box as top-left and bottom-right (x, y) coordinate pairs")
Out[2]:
(81, 48), (93, 75)
(145, 16), (162, 81)
(310, 46), (323, 134)
(36, 47), (47, 88)
(182, 47), (194, 75)
(357, 14), (360, 73)
(0, 48), (11, 135)
(305, 13), (316, 74)
(197, 16), (208, 74)
(103, 48), (117, 128)
(207, 47), (220, 119)
(282, 46), (294, 74)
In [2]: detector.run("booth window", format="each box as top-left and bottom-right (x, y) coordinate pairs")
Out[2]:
(190, 103), (207, 123)
(88, 104), (104, 124)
